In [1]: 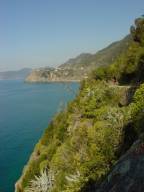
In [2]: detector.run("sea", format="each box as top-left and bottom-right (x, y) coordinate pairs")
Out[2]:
(0, 80), (79, 192)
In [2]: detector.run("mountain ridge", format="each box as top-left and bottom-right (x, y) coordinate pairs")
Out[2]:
(26, 35), (131, 82)
(0, 68), (32, 80)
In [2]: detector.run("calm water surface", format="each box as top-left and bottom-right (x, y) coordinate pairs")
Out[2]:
(0, 80), (79, 192)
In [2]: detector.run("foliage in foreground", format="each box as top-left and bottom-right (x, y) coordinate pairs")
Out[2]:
(16, 16), (144, 192)
(25, 169), (54, 192)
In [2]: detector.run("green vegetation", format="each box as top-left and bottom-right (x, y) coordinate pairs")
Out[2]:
(60, 35), (131, 72)
(92, 17), (144, 84)
(16, 17), (144, 192)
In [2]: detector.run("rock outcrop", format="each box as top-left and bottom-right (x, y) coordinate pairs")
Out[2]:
(25, 68), (81, 82)
(97, 135), (144, 192)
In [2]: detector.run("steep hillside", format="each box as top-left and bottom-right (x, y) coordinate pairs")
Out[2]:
(16, 17), (144, 192)
(26, 35), (131, 82)
(60, 35), (131, 71)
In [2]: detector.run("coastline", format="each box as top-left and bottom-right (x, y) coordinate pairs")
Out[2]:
(25, 79), (81, 83)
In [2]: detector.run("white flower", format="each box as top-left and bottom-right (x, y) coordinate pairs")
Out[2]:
(25, 169), (55, 192)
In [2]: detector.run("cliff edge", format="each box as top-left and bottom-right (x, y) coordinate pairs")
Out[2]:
(16, 17), (144, 192)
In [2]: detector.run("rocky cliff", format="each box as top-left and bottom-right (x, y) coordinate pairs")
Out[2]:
(25, 67), (81, 82)
(97, 135), (144, 192)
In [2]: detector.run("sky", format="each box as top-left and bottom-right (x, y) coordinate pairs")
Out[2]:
(0, 0), (144, 71)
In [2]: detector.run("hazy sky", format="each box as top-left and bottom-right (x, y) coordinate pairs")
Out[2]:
(0, 0), (144, 71)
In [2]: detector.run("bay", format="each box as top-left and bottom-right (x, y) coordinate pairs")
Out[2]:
(0, 80), (79, 192)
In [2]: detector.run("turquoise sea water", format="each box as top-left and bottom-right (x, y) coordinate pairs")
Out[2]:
(0, 80), (79, 192)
